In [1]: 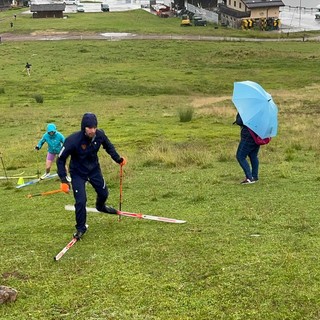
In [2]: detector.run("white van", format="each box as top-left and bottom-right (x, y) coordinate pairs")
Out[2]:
(76, 3), (85, 12)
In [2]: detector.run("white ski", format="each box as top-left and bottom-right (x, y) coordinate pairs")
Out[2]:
(65, 205), (186, 224)
(16, 173), (58, 189)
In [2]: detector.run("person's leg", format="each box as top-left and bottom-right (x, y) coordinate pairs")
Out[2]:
(45, 153), (56, 173)
(71, 174), (88, 234)
(89, 170), (117, 214)
(236, 140), (253, 180)
(249, 145), (260, 181)
(40, 153), (55, 179)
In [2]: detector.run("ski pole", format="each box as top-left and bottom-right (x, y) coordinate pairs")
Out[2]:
(27, 189), (64, 198)
(118, 163), (124, 221)
(35, 148), (41, 179)
(27, 183), (70, 198)
(0, 152), (8, 181)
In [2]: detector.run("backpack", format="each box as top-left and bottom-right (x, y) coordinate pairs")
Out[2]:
(248, 128), (271, 145)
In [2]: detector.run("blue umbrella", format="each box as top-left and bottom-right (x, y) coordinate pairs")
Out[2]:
(232, 81), (278, 139)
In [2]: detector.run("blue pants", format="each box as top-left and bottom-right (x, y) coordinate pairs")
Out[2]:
(71, 170), (108, 233)
(236, 140), (260, 180)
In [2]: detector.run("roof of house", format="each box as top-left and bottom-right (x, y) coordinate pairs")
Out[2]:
(30, 3), (66, 11)
(242, 0), (285, 9)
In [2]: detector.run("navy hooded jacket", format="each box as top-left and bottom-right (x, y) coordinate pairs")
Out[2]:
(234, 113), (255, 143)
(57, 113), (122, 180)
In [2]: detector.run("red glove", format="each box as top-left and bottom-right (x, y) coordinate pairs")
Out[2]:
(119, 157), (127, 166)
(61, 182), (70, 193)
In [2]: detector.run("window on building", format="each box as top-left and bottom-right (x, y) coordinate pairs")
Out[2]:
(234, 0), (236, 6)
(239, 2), (241, 9)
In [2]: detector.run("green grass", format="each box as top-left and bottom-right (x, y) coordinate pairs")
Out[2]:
(1, 9), (320, 320)
(2, 7), (320, 38)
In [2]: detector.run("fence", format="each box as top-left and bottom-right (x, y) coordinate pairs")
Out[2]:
(185, 3), (219, 24)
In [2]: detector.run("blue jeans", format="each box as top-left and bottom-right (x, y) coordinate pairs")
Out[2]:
(236, 140), (260, 180)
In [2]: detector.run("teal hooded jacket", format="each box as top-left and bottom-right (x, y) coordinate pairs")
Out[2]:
(37, 123), (65, 154)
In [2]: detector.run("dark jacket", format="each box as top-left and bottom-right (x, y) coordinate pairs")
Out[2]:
(234, 113), (255, 143)
(57, 129), (121, 179)
(240, 126), (255, 143)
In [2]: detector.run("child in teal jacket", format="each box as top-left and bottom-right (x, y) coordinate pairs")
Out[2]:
(35, 123), (65, 179)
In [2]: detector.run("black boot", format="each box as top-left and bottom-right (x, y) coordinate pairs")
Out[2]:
(73, 230), (85, 240)
(73, 224), (88, 240)
(96, 203), (118, 214)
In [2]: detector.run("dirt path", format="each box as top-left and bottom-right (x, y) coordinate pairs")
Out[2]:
(1, 31), (320, 42)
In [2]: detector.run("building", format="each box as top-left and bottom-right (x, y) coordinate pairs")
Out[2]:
(219, 0), (285, 30)
(30, 3), (66, 18)
(0, 0), (13, 9)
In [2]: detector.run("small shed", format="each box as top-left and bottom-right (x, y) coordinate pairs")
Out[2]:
(30, 3), (66, 18)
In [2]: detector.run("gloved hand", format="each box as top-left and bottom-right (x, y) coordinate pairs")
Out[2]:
(60, 177), (71, 192)
(34, 146), (40, 150)
(61, 183), (70, 193)
(119, 157), (127, 166)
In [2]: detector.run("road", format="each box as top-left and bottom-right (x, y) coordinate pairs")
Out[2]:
(1, 31), (320, 42)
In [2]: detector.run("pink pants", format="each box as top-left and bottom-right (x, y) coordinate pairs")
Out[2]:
(46, 152), (56, 162)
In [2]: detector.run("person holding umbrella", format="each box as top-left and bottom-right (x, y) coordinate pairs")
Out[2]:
(234, 113), (259, 184)
(232, 81), (278, 184)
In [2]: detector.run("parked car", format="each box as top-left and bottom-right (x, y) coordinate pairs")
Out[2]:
(64, 0), (77, 4)
(193, 16), (207, 26)
(101, 3), (109, 12)
(76, 3), (84, 12)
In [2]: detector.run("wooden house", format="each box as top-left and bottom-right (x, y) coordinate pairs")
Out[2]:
(30, 3), (66, 18)
(219, 0), (285, 30)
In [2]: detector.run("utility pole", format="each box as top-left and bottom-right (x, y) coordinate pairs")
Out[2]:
(299, 0), (302, 27)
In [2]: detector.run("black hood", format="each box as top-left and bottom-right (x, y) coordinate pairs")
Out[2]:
(81, 113), (98, 131)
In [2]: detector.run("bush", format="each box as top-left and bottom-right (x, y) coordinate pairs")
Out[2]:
(0, 87), (5, 94)
(34, 94), (44, 104)
(178, 106), (194, 122)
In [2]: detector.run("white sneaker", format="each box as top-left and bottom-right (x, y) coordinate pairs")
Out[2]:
(66, 176), (71, 182)
(40, 173), (50, 180)
(240, 178), (255, 185)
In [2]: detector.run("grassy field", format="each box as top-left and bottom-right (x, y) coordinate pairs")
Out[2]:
(1, 7), (320, 38)
(1, 9), (320, 320)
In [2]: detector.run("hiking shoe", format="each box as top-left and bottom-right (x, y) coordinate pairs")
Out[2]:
(40, 172), (50, 180)
(73, 230), (85, 240)
(96, 205), (118, 214)
(240, 178), (255, 185)
(73, 224), (88, 240)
